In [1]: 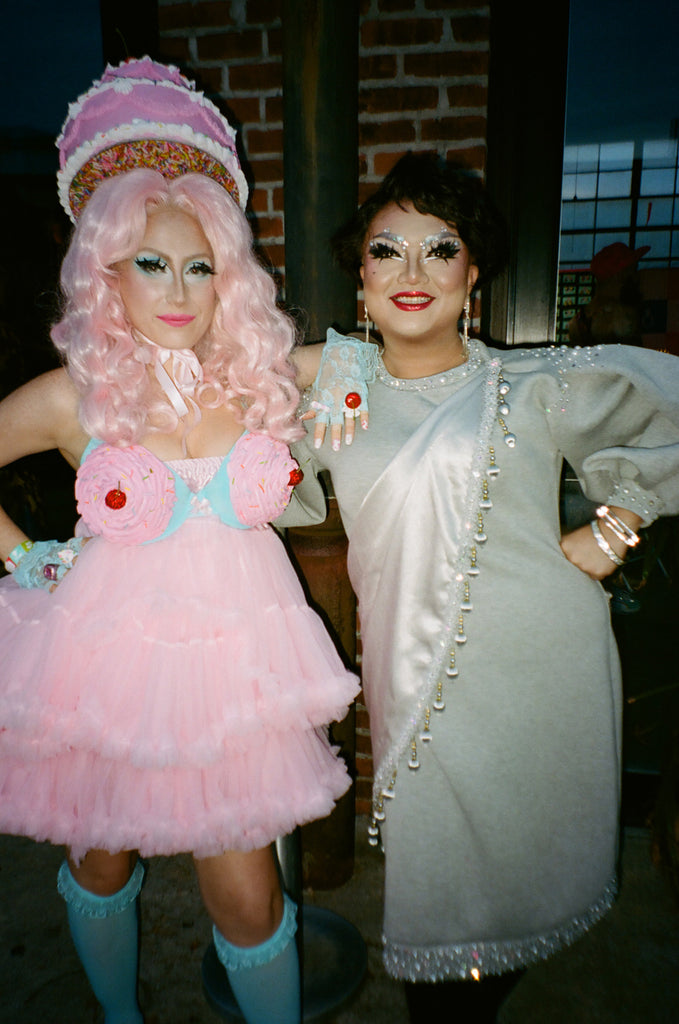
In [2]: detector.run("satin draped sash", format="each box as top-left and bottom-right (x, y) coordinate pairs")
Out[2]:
(347, 356), (501, 805)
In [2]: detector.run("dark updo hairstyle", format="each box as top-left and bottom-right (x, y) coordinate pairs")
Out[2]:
(332, 151), (508, 286)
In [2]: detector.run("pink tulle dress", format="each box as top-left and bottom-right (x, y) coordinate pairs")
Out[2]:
(0, 433), (359, 862)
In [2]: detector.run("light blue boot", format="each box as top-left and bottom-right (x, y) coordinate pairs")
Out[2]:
(57, 860), (145, 1024)
(213, 893), (301, 1024)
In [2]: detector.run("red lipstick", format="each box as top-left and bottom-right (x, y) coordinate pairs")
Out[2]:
(389, 291), (434, 311)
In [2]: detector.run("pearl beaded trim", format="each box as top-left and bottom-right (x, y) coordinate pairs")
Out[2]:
(382, 876), (617, 981)
(368, 343), (516, 846)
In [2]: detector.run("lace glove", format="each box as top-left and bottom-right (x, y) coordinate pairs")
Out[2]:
(11, 538), (84, 590)
(306, 330), (378, 448)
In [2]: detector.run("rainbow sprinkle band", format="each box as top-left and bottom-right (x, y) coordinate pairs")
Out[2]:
(68, 139), (241, 219)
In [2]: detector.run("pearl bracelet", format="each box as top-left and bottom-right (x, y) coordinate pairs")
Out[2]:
(595, 506), (640, 547)
(590, 520), (625, 566)
(4, 539), (34, 573)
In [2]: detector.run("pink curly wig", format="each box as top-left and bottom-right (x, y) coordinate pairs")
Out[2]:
(51, 169), (304, 445)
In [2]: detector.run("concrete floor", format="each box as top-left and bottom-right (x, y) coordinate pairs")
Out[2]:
(1, 819), (678, 1024)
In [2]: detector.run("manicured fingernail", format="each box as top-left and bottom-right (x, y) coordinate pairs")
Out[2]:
(346, 435), (353, 445)
(314, 437), (322, 449)
(332, 439), (340, 452)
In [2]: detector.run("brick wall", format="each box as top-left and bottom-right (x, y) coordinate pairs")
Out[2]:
(157, 0), (491, 815)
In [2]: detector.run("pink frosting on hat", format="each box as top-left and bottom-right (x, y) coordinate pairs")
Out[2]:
(56, 57), (248, 220)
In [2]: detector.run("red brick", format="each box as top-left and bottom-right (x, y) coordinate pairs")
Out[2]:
(249, 188), (271, 214)
(355, 731), (374, 756)
(361, 17), (444, 48)
(158, 38), (192, 63)
(359, 53), (399, 80)
(373, 148), (437, 178)
(246, 126), (283, 154)
(158, 4), (195, 31)
(159, 2), (234, 31)
(360, 119), (417, 146)
(452, 13), (490, 44)
(377, 0), (414, 11)
(444, 143), (487, 174)
(258, 241), (285, 267)
(227, 95), (261, 126)
(360, 85), (438, 115)
(248, 155), (284, 183)
(246, 0), (282, 23)
(355, 777), (373, 802)
(254, 215), (284, 238)
(197, 28), (264, 61)
(403, 50), (488, 78)
(447, 83), (488, 109)
(230, 61), (282, 92)
(192, 65), (223, 93)
(271, 185), (285, 211)
(425, 0), (481, 8)
(267, 26), (283, 57)
(199, 1), (234, 27)
(265, 94), (284, 122)
(421, 114), (486, 141)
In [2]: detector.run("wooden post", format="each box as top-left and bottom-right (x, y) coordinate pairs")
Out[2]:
(282, 0), (359, 341)
(282, 0), (360, 888)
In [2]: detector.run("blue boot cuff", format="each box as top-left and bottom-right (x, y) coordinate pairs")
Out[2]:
(57, 859), (145, 918)
(213, 893), (298, 971)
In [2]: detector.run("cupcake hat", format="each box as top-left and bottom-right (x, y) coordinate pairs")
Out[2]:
(56, 56), (248, 222)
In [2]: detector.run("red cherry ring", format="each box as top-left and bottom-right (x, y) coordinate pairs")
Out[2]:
(345, 392), (362, 410)
(288, 467), (304, 487)
(105, 488), (127, 510)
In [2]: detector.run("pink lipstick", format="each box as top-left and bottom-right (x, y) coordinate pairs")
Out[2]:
(157, 315), (196, 326)
(390, 291), (434, 311)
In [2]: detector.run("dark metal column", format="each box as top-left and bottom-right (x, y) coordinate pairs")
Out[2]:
(484, 0), (570, 345)
(282, 0), (359, 340)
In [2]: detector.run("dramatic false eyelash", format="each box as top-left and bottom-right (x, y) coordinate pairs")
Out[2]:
(134, 255), (167, 273)
(368, 240), (405, 261)
(367, 233), (463, 264)
(423, 239), (461, 261)
(187, 260), (215, 276)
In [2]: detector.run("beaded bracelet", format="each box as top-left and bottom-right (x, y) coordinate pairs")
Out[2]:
(590, 520), (625, 566)
(595, 506), (640, 547)
(4, 539), (34, 573)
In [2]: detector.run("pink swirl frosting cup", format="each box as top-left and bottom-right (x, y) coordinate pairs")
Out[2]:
(75, 445), (176, 543)
(228, 433), (302, 527)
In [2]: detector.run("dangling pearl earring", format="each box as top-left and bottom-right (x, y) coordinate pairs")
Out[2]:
(364, 307), (372, 344)
(462, 295), (471, 360)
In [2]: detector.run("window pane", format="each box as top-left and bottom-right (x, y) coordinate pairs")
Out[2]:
(599, 141), (634, 171)
(598, 170), (632, 197)
(640, 167), (676, 196)
(636, 197), (673, 227)
(575, 172), (597, 199)
(636, 230), (669, 259)
(562, 174), (576, 200)
(568, 233), (595, 263)
(572, 201), (595, 228)
(575, 144), (599, 173)
(562, 146), (578, 175)
(642, 139), (678, 167)
(596, 199), (631, 228)
(593, 232), (628, 254)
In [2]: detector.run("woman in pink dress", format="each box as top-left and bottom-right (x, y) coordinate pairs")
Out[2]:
(0, 58), (358, 1024)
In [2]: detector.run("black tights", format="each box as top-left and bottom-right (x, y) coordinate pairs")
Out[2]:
(404, 969), (525, 1024)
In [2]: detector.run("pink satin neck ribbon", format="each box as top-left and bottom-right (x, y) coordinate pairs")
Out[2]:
(138, 333), (204, 421)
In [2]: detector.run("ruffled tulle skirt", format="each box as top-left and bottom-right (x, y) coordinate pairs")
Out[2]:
(0, 517), (359, 861)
